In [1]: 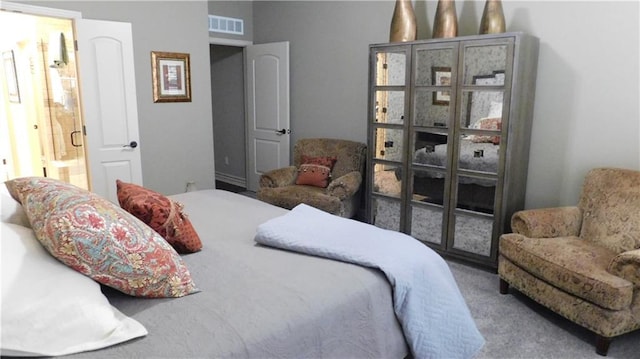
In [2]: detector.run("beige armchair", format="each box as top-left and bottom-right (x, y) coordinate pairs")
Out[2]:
(498, 167), (640, 356)
(257, 138), (366, 218)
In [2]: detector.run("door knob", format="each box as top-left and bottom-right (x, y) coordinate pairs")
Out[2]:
(123, 141), (138, 148)
(275, 129), (290, 135)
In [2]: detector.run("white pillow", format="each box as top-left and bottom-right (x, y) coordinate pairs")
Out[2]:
(1, 183), (30, 227)
(1, 222), (148, 357)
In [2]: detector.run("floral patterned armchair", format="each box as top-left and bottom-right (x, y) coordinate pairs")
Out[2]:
(257, 138), (367, 218)
(499, 167), (640, 356)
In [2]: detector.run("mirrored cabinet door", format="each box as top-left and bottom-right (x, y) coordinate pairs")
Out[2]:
(461, 43), (509, 85)
(413, 45), (457, 129)
(369, 47), (409, 233)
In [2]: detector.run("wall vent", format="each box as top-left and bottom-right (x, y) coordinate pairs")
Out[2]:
(208, 15), (244, 35)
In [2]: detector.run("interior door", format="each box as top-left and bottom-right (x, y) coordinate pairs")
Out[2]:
(75, 19), (143, 203)
(245, 41), (290, 192)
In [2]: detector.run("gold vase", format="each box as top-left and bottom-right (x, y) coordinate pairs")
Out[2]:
(432, 0), (458, 38)
(389, 0), (417, 42)
(479, 0), (506, 34)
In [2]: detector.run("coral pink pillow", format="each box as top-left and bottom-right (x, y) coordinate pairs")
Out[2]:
(295, 156), (337, 188)
(469, 117), (501, 144)
(116, 180), (202, 254)
(5, 177), (198, 298)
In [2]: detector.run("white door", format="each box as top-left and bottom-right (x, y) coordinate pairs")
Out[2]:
(76, 19), (143, 203)
(245, 41), (290, 192)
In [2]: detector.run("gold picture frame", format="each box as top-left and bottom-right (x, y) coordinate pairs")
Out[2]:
(151, 51), (191, 103)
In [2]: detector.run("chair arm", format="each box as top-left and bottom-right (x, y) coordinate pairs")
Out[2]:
(511, 206), (582, 238)
(327, 171), (362, 200)
(608, 249), (640, 287)
(259, 166), (297, 188)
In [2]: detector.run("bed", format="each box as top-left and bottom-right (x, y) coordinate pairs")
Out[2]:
(400, 118), (501, 213)
(1, 177), (483, 358)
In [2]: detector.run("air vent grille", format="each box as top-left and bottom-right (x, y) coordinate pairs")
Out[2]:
(208, 15), (244, 35)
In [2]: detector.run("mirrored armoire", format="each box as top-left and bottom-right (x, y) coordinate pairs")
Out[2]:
(366, 33), (539, 269)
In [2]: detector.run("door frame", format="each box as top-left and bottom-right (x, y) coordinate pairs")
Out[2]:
(0, 2), (82, 182)
(209, 36), (253, 189)
(1, 1), (81, 19)
(2, 1), (144, 202)
(208, 37), (291, 192)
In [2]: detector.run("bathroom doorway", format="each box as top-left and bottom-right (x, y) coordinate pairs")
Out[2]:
(0, 10), (88, 189)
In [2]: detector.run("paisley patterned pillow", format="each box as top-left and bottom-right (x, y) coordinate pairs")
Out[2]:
(116, 180), (202, 253)
(5, 177), (198, 298)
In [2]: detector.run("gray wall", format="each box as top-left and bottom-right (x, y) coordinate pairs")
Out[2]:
(250, 1), (640, 209)
(21, 0), (215, 195)
(253, 1), (389, 143)
(208, 1), (253, 42)
(14, 1), (640, 210)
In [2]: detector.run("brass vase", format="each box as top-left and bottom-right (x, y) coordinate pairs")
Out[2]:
(389, 0), (417, 42)
(432, 0), (458, 38)
(479, 0), (506, 34)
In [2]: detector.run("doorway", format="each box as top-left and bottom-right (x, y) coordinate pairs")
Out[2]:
(0, 10), (88, 189)
(210, 44), (247, 189)
(209, 40), (290, 192)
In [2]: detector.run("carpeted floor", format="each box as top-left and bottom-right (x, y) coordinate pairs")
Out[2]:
(448, 260), (640, 358)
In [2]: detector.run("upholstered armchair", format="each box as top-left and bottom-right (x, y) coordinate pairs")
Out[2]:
(498, 167), (640, 356)
(257, 138), (367, 218)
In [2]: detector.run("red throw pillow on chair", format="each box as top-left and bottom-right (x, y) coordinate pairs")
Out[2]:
(295, 156), (337, 188)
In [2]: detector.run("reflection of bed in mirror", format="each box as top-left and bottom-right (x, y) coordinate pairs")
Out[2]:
(409, 68), (504, 214)
(406, 134), (499, 213)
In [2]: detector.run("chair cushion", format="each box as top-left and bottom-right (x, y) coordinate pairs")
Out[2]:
(257, 185), (341, 215)
(499, 233), (633, 310)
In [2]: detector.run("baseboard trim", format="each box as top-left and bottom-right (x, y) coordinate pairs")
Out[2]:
(215, 172), (246, 188)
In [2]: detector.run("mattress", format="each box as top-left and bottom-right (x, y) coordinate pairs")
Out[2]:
(68, 189), (408, 358)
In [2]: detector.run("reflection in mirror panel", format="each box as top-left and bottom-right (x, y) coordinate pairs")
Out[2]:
(411, 205), (442, 244)
(373, 128), (404, 162)
(462, 45), (507, 85)
(411, 168), (447, 206)
(372, 163), (402, 198)
(372, 197), (401, 231)
(374, 90), (405, 124)
(414, 48), (454, 86)
(414, 88), (450, 127)
(453, 213), (493, 256)
(457, 136), (499, 175)
(460, 90), (503, 129)
(376, 52), (406, 86)
(413, 131), (448, 158)
(456, 175), (496, 214)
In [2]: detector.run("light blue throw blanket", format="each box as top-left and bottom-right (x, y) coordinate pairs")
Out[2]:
(255, 204), (485, 359)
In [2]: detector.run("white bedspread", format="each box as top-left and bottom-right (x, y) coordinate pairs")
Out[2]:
(255, 204), (485, 359)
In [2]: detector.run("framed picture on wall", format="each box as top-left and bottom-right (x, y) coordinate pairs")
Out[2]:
(151, 51), (191, 103)
(431, 66), (451, 106)
(3, 50), (21, 103)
